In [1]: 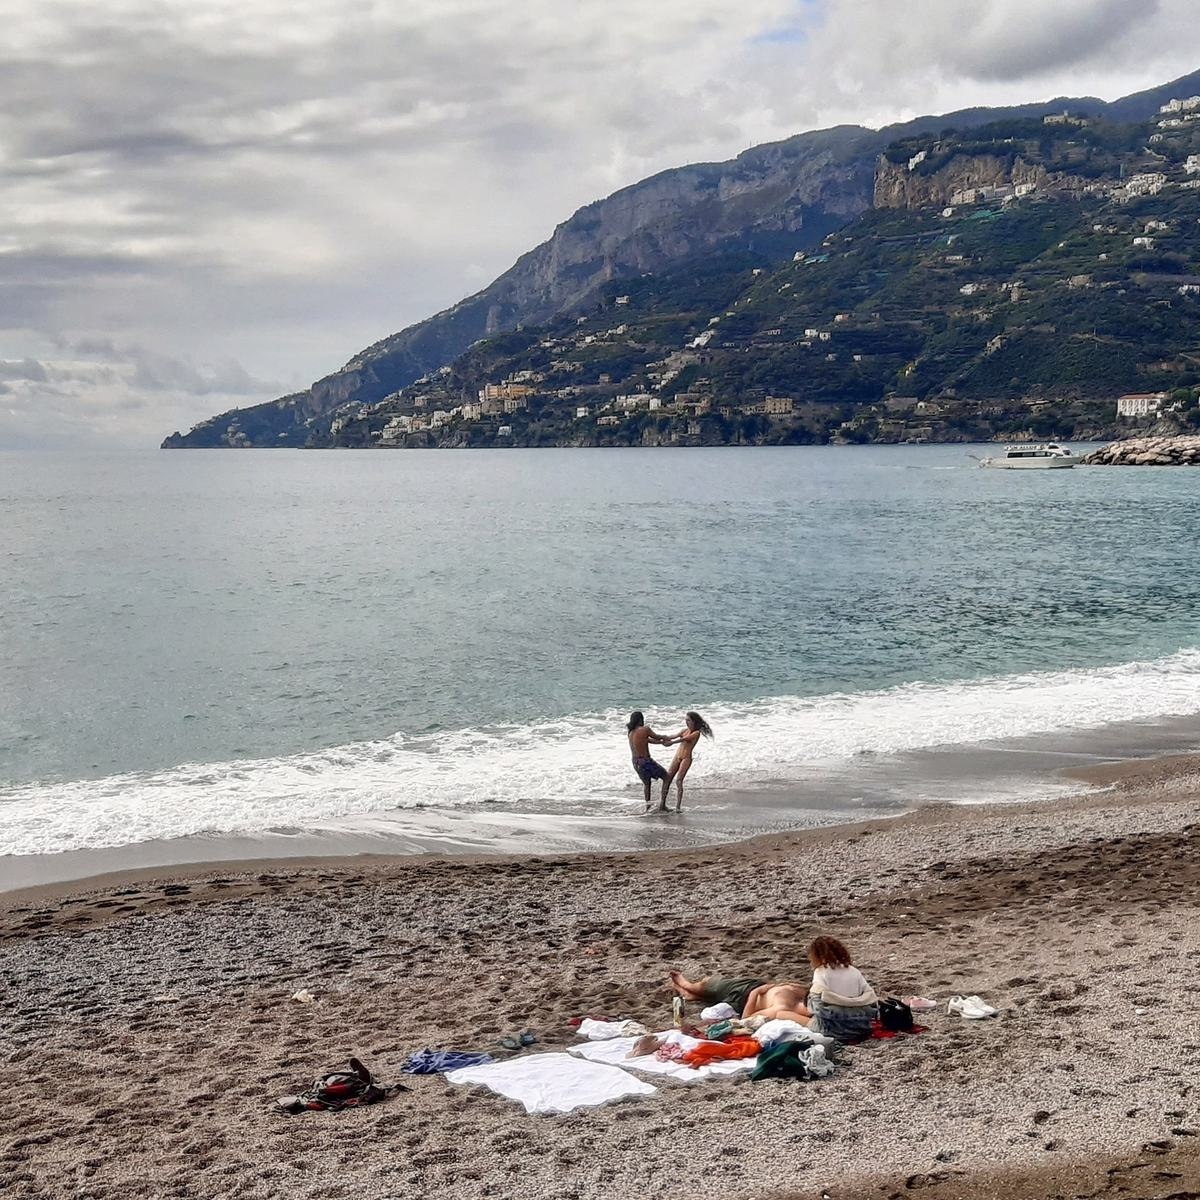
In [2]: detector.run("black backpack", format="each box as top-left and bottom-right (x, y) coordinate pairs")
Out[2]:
(275, 1057), (406, 1114)
(878, 997), (914, 1033)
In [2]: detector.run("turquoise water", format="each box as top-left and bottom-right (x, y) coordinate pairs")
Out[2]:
(2, 445), (1200, 858)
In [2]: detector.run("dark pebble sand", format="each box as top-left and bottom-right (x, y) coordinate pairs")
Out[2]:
(4, 756), (1200, 1199)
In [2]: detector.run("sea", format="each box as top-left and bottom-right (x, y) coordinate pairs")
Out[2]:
(3, 445), (1200, 886)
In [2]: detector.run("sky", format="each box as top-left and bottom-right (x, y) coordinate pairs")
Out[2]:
(3, 0), (1200, 447)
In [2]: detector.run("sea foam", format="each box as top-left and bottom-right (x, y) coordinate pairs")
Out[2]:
(3, 647), (1199, 856)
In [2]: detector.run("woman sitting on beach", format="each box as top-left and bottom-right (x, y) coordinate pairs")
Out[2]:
(805, 935), (877, 1042)
(661, 711), (713, 812)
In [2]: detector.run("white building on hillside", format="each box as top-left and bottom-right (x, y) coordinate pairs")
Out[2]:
(1186, 155), (1200, 175)
(1122, 173), (1167, 199)
(1116, 392), (1167, 418)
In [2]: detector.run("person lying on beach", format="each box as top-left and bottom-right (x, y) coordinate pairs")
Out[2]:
(739, 979), (812, 1024)
(627, 711), (673, 811)
(661, 711), (713, 811)
(805, 935), (878, 1042)
(668, 970), (809, 1021)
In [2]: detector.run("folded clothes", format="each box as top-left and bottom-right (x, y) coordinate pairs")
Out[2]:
(400, 1049), (495, 1075)
(700, 1002), (738, 1021)
(681, 1036), (761, 1067)
(577, 1018), (650, 1040)
(749, 1041), (833, 1082)
(752, 1019), (838, 1050)
(571, 1030), (759, 1083)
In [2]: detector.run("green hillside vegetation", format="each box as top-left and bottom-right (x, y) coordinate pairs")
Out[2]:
(324, 109), (1200, 449)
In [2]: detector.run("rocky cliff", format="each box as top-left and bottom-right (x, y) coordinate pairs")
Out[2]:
(874, 155), (1055, 209)
(163, 68), (1200, 448)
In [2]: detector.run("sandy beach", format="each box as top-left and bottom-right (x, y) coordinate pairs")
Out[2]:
(5, 756), (1200, 1199)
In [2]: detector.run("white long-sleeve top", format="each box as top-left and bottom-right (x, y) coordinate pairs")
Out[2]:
(810, 964), (873, 1004)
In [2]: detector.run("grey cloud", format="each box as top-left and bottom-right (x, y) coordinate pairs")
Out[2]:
(945, 0), (1154, 82)
(128, 348), (280, 396)
(0, 358), (48, 382)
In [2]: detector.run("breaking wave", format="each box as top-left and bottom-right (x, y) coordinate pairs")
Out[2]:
(4, 647), (1200, 855)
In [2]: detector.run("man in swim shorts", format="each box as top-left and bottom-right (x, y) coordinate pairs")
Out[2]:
(627, 710), (672, 812)
(669, 970), (811, 1021)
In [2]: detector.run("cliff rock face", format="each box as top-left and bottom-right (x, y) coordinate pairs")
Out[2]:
(326, 128), (879, 386)
(874, 155), (1055, 209)
(163, 68), (1200, 448)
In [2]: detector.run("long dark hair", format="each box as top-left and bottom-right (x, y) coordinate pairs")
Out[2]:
(686, 711), (713, 738)
(627, 711), (645, 732)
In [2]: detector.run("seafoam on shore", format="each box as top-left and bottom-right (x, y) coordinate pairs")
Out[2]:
(4, 646), (1200, 858)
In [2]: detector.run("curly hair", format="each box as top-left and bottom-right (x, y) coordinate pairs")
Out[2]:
(807, 935), (852, 969)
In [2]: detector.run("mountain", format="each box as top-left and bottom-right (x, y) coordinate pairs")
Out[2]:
(163, 69), (1200, 448)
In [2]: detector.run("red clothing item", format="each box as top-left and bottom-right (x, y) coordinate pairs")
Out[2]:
(681, 1037), (761, 1067)
(868, 1019), (929, 1039)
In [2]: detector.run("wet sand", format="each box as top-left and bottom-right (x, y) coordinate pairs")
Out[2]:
(4, 755), (1200, 1199)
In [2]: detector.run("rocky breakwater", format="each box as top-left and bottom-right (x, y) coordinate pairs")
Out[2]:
(1082, 435), (1200, 465)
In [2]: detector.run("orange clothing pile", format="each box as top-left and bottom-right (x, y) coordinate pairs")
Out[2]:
(680, 1036), (760, 1067)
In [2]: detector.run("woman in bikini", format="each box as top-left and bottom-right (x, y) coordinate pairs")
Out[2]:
(662, 711), (713, 811)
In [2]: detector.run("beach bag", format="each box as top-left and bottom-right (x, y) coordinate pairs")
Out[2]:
(275, 1057), (406, 1114)
(878, 998), (914, 1033)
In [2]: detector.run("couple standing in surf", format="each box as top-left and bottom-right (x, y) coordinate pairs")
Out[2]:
(627, 710), (713, 813)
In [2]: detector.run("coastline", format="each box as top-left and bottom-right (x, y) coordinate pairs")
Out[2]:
(5, 752), (1200, 1198)
(10, 706), (1200, 895)
(0, 749), (1176, 916)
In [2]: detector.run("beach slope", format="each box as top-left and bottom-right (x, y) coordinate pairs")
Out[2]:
(4, 758), (1200, 1199)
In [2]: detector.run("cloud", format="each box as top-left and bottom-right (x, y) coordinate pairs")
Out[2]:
(0, 358), (48, 382)
(1, 1), (1199, 445)
(0, 342), (282, 447)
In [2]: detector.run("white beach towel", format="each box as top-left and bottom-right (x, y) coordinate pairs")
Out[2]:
(570, 1030), (758, 1082)
(576, 1018), (649, 1040)
(445, 1052), (656, 1115)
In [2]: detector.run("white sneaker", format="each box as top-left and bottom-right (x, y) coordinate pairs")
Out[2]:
(964, 994), (997, 1017)
(947, 995), (991, 1019)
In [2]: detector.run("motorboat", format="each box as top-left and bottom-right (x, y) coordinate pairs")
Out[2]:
(977, 442), (1082, 469)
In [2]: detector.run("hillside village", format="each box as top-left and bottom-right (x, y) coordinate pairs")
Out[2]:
(167, 93), (1200, 450)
